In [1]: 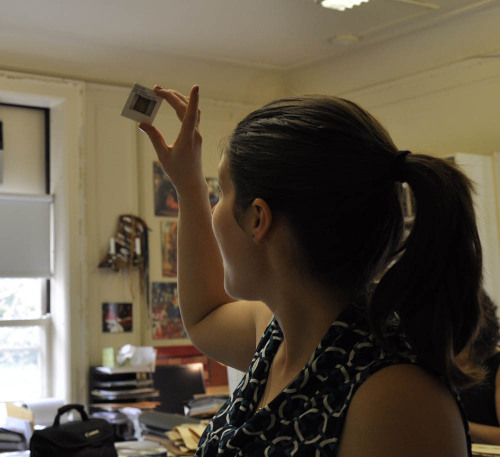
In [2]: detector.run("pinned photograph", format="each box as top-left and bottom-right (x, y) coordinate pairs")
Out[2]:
(102, 302), (133, 333)
(151, 282), (186, 340)
(206, 177), (220, 208)
(161, 220), (178, 277)
(153, 162), (179, 217)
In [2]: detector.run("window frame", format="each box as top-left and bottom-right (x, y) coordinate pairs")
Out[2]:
(0, 101), (53, 400)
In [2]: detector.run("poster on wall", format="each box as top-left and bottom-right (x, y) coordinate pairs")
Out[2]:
(206, 177), (220, 208)
(153, 162), (179, 217)
(161, 220), (178, 277)
(102, 302), (133, 333)
(151, 282), (186, 340)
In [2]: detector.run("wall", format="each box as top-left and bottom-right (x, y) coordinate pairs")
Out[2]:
(0, 47), (286, 108)
(84, 84), (142, 367)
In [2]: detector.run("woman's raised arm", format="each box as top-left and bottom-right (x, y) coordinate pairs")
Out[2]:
(139, 86), (271, 371)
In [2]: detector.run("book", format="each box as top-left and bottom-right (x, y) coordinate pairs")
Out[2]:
(93, 379), (153, 388)
(0, 429), (24, 443)
(0, 428), (27, 452)
(90, 388), (159, 401)
(95, 365), (154, 374)
(90, 401), (160, 411)
(184, 395), (228, 418)
(139, 411), (201, 432)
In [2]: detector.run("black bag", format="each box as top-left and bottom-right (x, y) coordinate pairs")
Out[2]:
(30, 404), (118, 457)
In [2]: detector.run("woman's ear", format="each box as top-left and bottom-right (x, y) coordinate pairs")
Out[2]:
(250, 198), (272, 244)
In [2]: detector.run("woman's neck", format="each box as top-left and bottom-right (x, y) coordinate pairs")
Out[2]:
(264, 273), (351, 374)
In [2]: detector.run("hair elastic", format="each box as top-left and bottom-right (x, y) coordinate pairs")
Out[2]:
(391, 150), (411, 182)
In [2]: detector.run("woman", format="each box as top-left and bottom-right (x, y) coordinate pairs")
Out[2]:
(140, 85), (483, 456)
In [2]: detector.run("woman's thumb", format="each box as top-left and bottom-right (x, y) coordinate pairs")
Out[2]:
(138, 123), (168, 155)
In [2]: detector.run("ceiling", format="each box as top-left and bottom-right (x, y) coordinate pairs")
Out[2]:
(0, 0), (498, 71)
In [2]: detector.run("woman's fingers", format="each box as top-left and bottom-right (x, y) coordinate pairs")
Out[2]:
(169, 89), (190, 105)
(138, 123), (170, 157)
(154, 86), (187, 122)
(153, 86), (200, 126)
(180, 86), (200, 137)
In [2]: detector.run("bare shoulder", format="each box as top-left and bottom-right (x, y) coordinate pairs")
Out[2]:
(337, 364), (469, 457)
(189, 299), (272, 372)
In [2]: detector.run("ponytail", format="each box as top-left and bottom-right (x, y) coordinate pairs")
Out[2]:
(370, 154), (483, 388)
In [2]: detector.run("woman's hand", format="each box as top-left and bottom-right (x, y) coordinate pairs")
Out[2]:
(139, 85), (204, 196)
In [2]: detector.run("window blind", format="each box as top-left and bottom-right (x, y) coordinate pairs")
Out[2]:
(0, 193), (52, 278)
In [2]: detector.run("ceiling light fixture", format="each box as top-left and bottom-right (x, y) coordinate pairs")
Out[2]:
(315, 0), (370, 11)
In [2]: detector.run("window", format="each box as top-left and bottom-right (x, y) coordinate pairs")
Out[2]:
(0, 103), (52, 402)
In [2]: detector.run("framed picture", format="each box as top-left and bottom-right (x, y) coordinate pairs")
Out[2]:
(153, 162), (179, 217)
(151, 282), (187, 341)
(161, 220), (178, 277)
(102, 302), (133, 333)
(206, 177), (220, 208)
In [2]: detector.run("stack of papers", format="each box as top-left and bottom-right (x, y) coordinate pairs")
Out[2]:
(115, 440), (168, 457)
(138, 411), (206, 456)
(145, 423), (207, 456)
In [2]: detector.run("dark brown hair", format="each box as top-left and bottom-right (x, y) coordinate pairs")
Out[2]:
(469, 291), (500, 363)
(225, 95), (483, 388)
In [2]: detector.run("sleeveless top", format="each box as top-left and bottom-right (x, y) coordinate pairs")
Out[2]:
(195, 305), (471, 456)
(461, 351), (500, 426)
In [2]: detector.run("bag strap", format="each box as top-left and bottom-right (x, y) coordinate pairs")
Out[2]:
(52, 404), (89, 426)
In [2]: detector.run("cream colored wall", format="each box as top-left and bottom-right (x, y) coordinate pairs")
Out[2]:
(454, 154), (500, 304)
(287, 3), (500, 100)
(0, 51), (286, 107)
(84, 84), (142, 367)
(288, 5), (500, 157)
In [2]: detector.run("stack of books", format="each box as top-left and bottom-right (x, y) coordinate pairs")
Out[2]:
(89, 366), (160, 412)
(183, 395), (228, 418)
